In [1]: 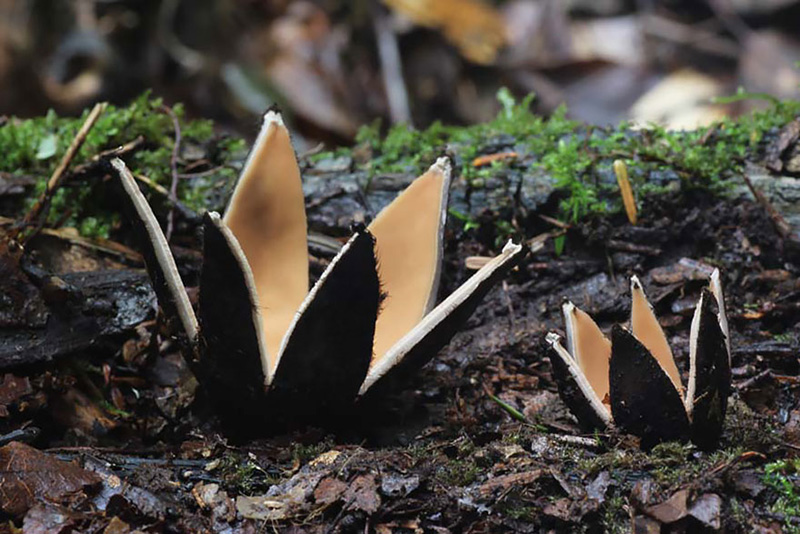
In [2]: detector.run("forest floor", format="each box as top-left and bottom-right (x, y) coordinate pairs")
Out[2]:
(1, 97), (800, 533)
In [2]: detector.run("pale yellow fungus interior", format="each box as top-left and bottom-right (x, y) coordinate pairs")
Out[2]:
(368, 161), (448, 365)
(223, 113), (308, 374)
(630, 277), (683, 394)
(566, 304), (612, 408)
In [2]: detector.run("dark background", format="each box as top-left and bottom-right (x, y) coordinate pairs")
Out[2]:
(2, 0), (800, 143)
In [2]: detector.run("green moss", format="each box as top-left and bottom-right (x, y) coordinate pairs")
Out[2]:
(319, 88), (800, 226)
(1, 92), (245, 238)
(8, 88), (799, 239)
(764, 459), (800, 533)
(290, 437), (336, 465)
(435, 457), (481, 486)
(216, 452), (281, 494)
(602, 494), (628, 534)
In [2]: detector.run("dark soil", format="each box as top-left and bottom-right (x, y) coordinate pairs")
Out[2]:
(1, 177), (799, 533)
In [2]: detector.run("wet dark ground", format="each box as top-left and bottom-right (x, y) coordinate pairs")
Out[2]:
(1, 175), (799, 532)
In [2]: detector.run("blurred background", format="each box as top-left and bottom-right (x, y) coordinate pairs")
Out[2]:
(2, 0), (800, 144)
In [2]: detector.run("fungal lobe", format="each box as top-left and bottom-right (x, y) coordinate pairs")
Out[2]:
(269, 230), (380, 419)
(222, 111), (308, 373)
(368, 158), (450, 365)
(685, 288), (730, 450)
(199, 212), (268, 413)
(547, 333), (610, 432)
(112, 159), (198, 343)
(565, 303), (611, 406)
(630, 276), (683, 395)
(609, 325), (690, 448)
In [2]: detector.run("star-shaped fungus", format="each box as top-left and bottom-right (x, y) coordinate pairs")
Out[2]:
(112, 110), (526, 433)
(546, 270), (731, 449)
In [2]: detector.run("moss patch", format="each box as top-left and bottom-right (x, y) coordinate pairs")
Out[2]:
(0, 92), (245, 238)
(317, 88), (800, 225)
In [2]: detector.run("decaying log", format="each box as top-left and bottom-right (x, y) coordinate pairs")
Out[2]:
(0, 269), (154, 369)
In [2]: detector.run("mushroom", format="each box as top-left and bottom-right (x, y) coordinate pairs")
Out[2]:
(546, 271), (731, 449)
(112, 109), (526, 432)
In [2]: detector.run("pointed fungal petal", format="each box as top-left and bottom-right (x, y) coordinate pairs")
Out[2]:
(546, 333), (611, 430)
(360, 240), (526, 395)
(609, 325), (690, 448)
(111, 159), (198, 342)
(199, 213), (269, 409)
(223, 110), (309, 365)
(630, 275), (683, 395)
(686, 289), (730, 450)
(563, 302), (612, 404)
(709, 269), (731, 361)
(368, 157), (452, 364)
(269, 231), (380, 418)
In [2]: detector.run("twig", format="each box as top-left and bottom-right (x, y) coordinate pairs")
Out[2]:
(15, 102), (107, 243)
(0, 215), (142, 262)
(70, 136), (145, 176)
(161, 104), (182, 241)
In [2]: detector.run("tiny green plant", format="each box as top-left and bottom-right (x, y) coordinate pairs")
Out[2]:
(1, 92), (245, 238)
(764, 459), (800, 533)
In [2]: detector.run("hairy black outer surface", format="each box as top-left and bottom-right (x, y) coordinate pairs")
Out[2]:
(547, 342), (608, 432)
(199, 213), (268, 429)
(609, 325), (690, 449)
(363, 244), (527, 399)
(689, 289), (731, 450)
(268, 230), (380, 423)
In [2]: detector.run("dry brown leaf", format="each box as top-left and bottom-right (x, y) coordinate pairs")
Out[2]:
(630, 69), (727, 130)
(314, 477), (348, 506)
(0, 441), (100, 518)
(478, 469), (544, 497)
(22, 503), (79, 534)
(383, 0), (506, 64)
(645, 488), (689, 524)
(0, 374), (32, 417)
(344, 473), (381, 515)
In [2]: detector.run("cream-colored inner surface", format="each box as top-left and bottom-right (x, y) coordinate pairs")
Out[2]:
(368, 165), (446, 365)
(630, 278), (683, 394)
(547, 333), (612, 426)
(684, 291), (704, 415)
(223, 116), (308, 374)
(567, 305), (612, 409)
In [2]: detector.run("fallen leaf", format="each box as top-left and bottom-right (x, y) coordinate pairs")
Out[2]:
(84, 457), (167, 520)
(644, 488), (689, 524)
(237, 450), (344, 521)
(478, 469), (544, 497)
(344, 474), (381, 514)
(103, 516), (132, 534)
(542, 497), (572, 521)
(191, 482), (235, 523)
(688, 493), (722, 530)
(380, 473), (420, 498)
(0, 441), (100, 517)
(630, 69), (726, 130)
(383, 0), (506, 64)
(22, 503), (77, 534)
(0, 374), (32, 417)
(313, 477), (348, 505)
(51, 388), (116, 436)
(586, 471), (612, 503)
